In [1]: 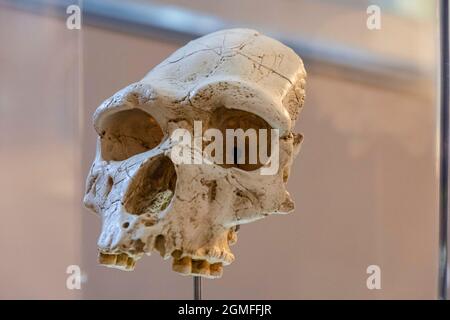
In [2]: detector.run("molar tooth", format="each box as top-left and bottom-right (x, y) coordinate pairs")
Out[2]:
(172, 256), (192, 274)
(98, 253), (117, 265)
(191, 260), (210, 276)
(126, 257), (136, 270)
(209, 263), (223, 278)
(115, 253), (129, 267)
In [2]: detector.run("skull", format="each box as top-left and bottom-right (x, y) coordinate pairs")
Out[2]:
(83, 29), (306, 278)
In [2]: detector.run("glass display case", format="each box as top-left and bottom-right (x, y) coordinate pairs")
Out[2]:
(0, 0), (448, 299)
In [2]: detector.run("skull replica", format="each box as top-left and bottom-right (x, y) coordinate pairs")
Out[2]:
(84, 29), (306, 278)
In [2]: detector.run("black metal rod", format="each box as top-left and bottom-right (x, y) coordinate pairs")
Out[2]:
(439, 0), (449, 301)
(194, 276), (202, 300)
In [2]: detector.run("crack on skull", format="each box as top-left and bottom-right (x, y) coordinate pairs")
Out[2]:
(86, 173), (98, 195)
(200, 179), (217, 202)
(237, 52), (296, 89)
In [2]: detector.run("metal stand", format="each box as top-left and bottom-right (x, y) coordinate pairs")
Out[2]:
(194, 276), (202, 300)
(438, 0), (449, 301)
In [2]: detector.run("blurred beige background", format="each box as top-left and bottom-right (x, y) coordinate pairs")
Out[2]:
(0, 0), (441, 299)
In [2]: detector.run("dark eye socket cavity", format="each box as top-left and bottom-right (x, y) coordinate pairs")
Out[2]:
(98, 109), (164, 161)
(206, 107), (273, 171)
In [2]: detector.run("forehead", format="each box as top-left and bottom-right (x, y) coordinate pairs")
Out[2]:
(143, 28), (305, 108)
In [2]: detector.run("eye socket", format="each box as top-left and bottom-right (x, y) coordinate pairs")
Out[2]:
(98, 109), (164, 161)
(206, 107), (273, 171)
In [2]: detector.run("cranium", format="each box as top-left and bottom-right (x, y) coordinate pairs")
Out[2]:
(83, 28), (306, 278)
